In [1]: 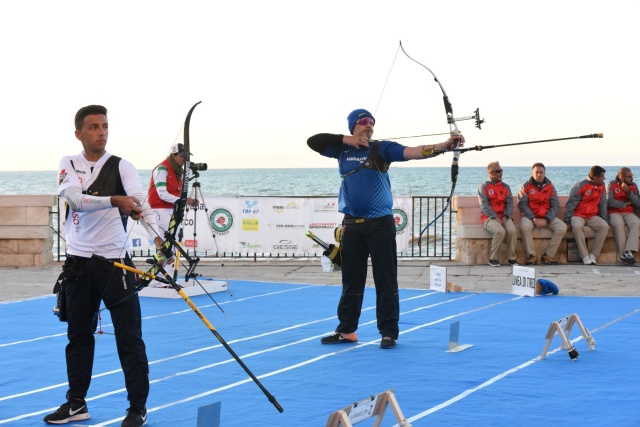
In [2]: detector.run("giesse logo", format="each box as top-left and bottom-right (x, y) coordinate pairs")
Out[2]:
(272, 240), (298, 250)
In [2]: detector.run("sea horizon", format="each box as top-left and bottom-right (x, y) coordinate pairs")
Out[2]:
(3, 165), (637, 260)
(2, 166), (637, 198)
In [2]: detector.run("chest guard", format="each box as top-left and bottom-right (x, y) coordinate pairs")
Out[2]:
(341, 141), (390, 178)
(67, 155), (128, 228)
(84, 155), (125, 197)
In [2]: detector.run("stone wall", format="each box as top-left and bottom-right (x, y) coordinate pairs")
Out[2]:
(0, 195), (56, 267)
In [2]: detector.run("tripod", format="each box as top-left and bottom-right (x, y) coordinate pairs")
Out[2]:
(181, 171), (232, 295)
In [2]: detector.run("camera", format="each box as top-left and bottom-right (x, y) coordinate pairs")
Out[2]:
(190, 163), (208, 172)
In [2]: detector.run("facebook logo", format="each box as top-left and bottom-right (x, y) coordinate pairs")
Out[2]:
(132, 238), (142, 247)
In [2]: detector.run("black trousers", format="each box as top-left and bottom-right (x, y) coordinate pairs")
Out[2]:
(64, 255), (149, 409)
(336, 214), (400, 339)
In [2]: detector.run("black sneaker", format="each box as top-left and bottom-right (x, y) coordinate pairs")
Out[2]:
(43, 399), (90, 424)
(122, 406), (147, 427)
(488, 259), (500, 267)
(320, 332), (357, 344)
(621, 251), (636, 265)
(508, 259), (518, 266)
(380, 336), (396, 349)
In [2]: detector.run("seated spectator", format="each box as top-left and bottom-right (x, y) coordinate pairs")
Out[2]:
(606, 167), (639, 265)
(517, 162), (567, 265)
(564, 165), (609, 265)
(478, 161), (517, 267)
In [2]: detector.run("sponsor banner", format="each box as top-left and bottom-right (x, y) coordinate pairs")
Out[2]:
(126, 196), (412, 255)
(256, 197), (309, 255)
(127, 197), (240, 253)
(392, 197), (412, 252)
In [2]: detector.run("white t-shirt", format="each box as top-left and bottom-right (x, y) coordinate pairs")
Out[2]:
(58, 151), (161, 258)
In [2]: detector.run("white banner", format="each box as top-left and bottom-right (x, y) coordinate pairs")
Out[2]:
(127, 196), (413, 256)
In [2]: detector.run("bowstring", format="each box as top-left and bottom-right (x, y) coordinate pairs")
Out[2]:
(95, 123), (187, 321)
(369, 43), (427, 247)
(145, 102), (228, 312)
(374, 44), (401, 117)
(396, 41), (463, 244)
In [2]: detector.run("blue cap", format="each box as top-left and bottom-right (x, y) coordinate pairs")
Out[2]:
(537, 278), (559, 295)
(347, 109), (375, 134)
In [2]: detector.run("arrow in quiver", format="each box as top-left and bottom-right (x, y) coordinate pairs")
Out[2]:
(305, 230), (342, 267)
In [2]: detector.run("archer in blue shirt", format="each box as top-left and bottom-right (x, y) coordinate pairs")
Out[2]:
(307, 108), (463, 349)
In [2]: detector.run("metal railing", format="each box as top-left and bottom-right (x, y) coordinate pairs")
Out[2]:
(409, 196), (455, 259)
(50, 196), (454, 261)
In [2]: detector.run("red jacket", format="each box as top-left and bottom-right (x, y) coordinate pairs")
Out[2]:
(606, 179), (640, 214)
(517, 177), (560, 221)
(148, 157), (182, 209)
(563, 178), (607, 222)
(478, 180), (513, 223)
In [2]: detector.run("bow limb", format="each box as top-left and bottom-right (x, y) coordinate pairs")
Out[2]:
(399, 41), (460, 138)
(398, 41), (462, 243)
(166, 101), (201, 243)
(131, 102), (284, 412)
(154, 101), (202, 279)
(153, 101), (232, 303)
(93, 103), (205, 293)
(131, 101), (202, 290)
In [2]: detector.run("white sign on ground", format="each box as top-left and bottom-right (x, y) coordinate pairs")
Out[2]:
(430, 265), (447, 293)
(511, 265), (536, 297)
(348, 395), (379, 424)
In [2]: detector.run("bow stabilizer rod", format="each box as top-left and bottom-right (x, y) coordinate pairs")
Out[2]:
(458, 133), (603, 153)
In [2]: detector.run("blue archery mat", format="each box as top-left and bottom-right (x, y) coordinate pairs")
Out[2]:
(1, 282), (639, 426)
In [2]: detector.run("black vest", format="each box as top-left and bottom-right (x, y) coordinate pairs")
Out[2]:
(84, 155), (125, 197)
(68, 155), (128, 228)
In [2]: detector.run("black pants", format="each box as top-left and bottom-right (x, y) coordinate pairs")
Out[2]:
(64, 255), (149, 409)
(336, 215), (400, 339)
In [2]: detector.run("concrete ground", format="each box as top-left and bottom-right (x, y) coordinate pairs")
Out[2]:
(1, 258), (639, 302)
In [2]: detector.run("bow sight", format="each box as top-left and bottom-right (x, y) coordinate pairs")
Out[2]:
(453, 108), (485, 130)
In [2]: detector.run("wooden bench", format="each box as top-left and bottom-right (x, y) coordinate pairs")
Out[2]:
(453, 195), (639, 265)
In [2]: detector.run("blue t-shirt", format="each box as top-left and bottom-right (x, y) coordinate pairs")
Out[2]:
(322, 140), (407, 218)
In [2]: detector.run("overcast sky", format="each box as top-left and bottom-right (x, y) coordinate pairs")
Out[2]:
(1, 0), (637, 172)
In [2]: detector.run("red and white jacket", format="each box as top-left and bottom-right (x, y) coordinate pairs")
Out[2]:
(478, 179), (513, 224)
(148, 157), (182, 210)
(517, 177), (560, 222)
(606, 178), (640, 214)
(563, 177), (608, 223)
